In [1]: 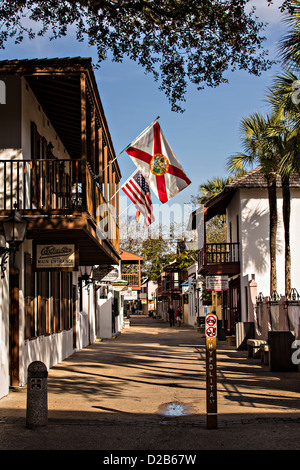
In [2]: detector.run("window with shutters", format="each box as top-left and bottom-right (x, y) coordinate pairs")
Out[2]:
(24, 253), (35, 339)
(24, 253), (73, 339)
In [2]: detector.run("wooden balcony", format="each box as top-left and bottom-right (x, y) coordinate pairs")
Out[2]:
(157, 277), (186, 297)
(121, 273), (140, 290)
(120, 250), (143, 291)
(199, 242), (240, 276)
(0, 158), (120, 265)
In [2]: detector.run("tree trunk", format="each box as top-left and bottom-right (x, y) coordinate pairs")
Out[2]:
(267, 173), (278, 297)
(282, 174), (291, 296)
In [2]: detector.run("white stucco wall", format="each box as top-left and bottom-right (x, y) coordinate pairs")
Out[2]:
(226, 186), (300, 321)
(21, 77), (70, 160)
(0, 77), (77, 398)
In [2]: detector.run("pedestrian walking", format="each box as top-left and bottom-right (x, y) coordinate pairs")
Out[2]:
(168, 304), (175, 327)
(175, 306), (182, 326)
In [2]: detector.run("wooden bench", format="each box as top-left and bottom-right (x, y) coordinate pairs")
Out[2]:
(247, 339), (267, 358)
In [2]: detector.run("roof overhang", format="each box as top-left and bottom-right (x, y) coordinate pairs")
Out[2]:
(0, 57), (121, 180)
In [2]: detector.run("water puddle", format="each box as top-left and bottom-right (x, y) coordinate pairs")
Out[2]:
(158, 402), (193, 417)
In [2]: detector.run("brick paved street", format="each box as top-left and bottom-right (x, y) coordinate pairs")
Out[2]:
(0, 315), (300, 452)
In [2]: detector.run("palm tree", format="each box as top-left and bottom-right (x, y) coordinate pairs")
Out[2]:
(265, 2), (300, 295)
(227, 111), (281, 296)
(278, 1), (300, 71)
(266, 72), (300, 295)
(198, 176), (234, 204)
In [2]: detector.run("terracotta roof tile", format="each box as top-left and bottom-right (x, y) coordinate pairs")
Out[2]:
(225, 166), (300, 189)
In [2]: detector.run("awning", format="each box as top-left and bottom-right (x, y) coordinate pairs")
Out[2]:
(181, 274), (196, 286)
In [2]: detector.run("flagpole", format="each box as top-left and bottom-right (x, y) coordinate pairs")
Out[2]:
(118, 202), (134, 218)
(95, 116), (160, 178)
(108, 169), (139, 203)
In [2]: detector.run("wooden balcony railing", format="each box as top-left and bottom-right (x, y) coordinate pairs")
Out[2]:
(0, 158), (119, 252)
(199, 242), (240, 275)
(205, 243), (240, 264)
(165, 280), (183, 292)
(157, 278), (185, 296)
(121, 273), (140, 289)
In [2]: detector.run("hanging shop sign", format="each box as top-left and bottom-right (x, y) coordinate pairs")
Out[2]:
(206, 275), (229, 291)
(112, 280), (129, 291)
(122, 290), (138, 301)
(93, 265), (119, 282)
(34, 242), (78, 271)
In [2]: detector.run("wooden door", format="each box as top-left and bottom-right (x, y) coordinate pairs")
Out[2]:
(229, 277), (241, 335)
(9, 268), (19, 387)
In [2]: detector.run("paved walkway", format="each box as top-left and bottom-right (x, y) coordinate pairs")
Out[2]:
(1, 315), (300, 452)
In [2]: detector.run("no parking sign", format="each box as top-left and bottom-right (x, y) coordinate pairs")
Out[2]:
(205, 314), (217, 338)
(205, 313), (218, 429)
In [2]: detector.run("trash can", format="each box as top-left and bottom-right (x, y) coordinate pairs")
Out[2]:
(268, 331), (298, 372)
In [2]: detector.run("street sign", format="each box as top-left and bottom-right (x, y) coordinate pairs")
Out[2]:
(205, 313), (218, 429)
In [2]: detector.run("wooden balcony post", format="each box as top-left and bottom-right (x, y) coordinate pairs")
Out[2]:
(91, 105), (96, 173)
(116, 182), (119, 225)
(98, 127), (103, 185)
(138, 260), (141, 290)
(80, 73), (87, 210)
(108, 157), (113, 202)
(103, 146), (108, 201)
(112, 170), (116, 209)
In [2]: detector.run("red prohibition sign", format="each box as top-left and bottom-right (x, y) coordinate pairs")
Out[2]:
(206, 326), (216, 337)
(206, 315), (217, 327)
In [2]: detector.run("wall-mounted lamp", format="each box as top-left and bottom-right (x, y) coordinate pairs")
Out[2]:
(79, 265), (93, 286)
(0, 202), (28, 278)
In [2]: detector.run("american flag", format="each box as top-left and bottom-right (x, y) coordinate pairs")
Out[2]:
(122, 170), (155, 227)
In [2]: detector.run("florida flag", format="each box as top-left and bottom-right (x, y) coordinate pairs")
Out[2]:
(126, 121), (191, 203)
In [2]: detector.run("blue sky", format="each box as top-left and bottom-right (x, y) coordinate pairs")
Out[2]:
(0, 0), (289, 229)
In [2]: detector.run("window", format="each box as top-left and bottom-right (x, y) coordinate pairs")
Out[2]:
(24, 253), (73, 339)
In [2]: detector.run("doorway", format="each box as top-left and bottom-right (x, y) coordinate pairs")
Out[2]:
(228, 277), (241, 335)
(9, 267), (19, 387)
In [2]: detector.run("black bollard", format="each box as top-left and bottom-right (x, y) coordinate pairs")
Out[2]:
(26, 361), (48, 429)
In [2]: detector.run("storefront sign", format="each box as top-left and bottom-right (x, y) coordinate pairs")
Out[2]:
(112, 280), (128, 291)
(34, 243), (77, 270)
(122, 290), (138, 301)
(206, 275), (229, 291)
(93, 265), (118, 282)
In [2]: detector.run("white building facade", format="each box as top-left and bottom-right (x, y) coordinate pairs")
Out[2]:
(199, 167), (300, 336)
(0, 58), (122, 399)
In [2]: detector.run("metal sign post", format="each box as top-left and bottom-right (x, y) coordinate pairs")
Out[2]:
(205, 314), (218, 429)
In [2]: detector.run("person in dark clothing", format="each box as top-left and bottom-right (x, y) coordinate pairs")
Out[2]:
(168, 305), (175, 327)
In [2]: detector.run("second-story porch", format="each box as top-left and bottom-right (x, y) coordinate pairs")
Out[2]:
(0, 157), (119, 265)
(0, 57), (121, 266)
(157, 262), (187, 298)
(199, 242), (240, 276)
(191, 188), (240, 277)
(120, 250), (143, 291)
